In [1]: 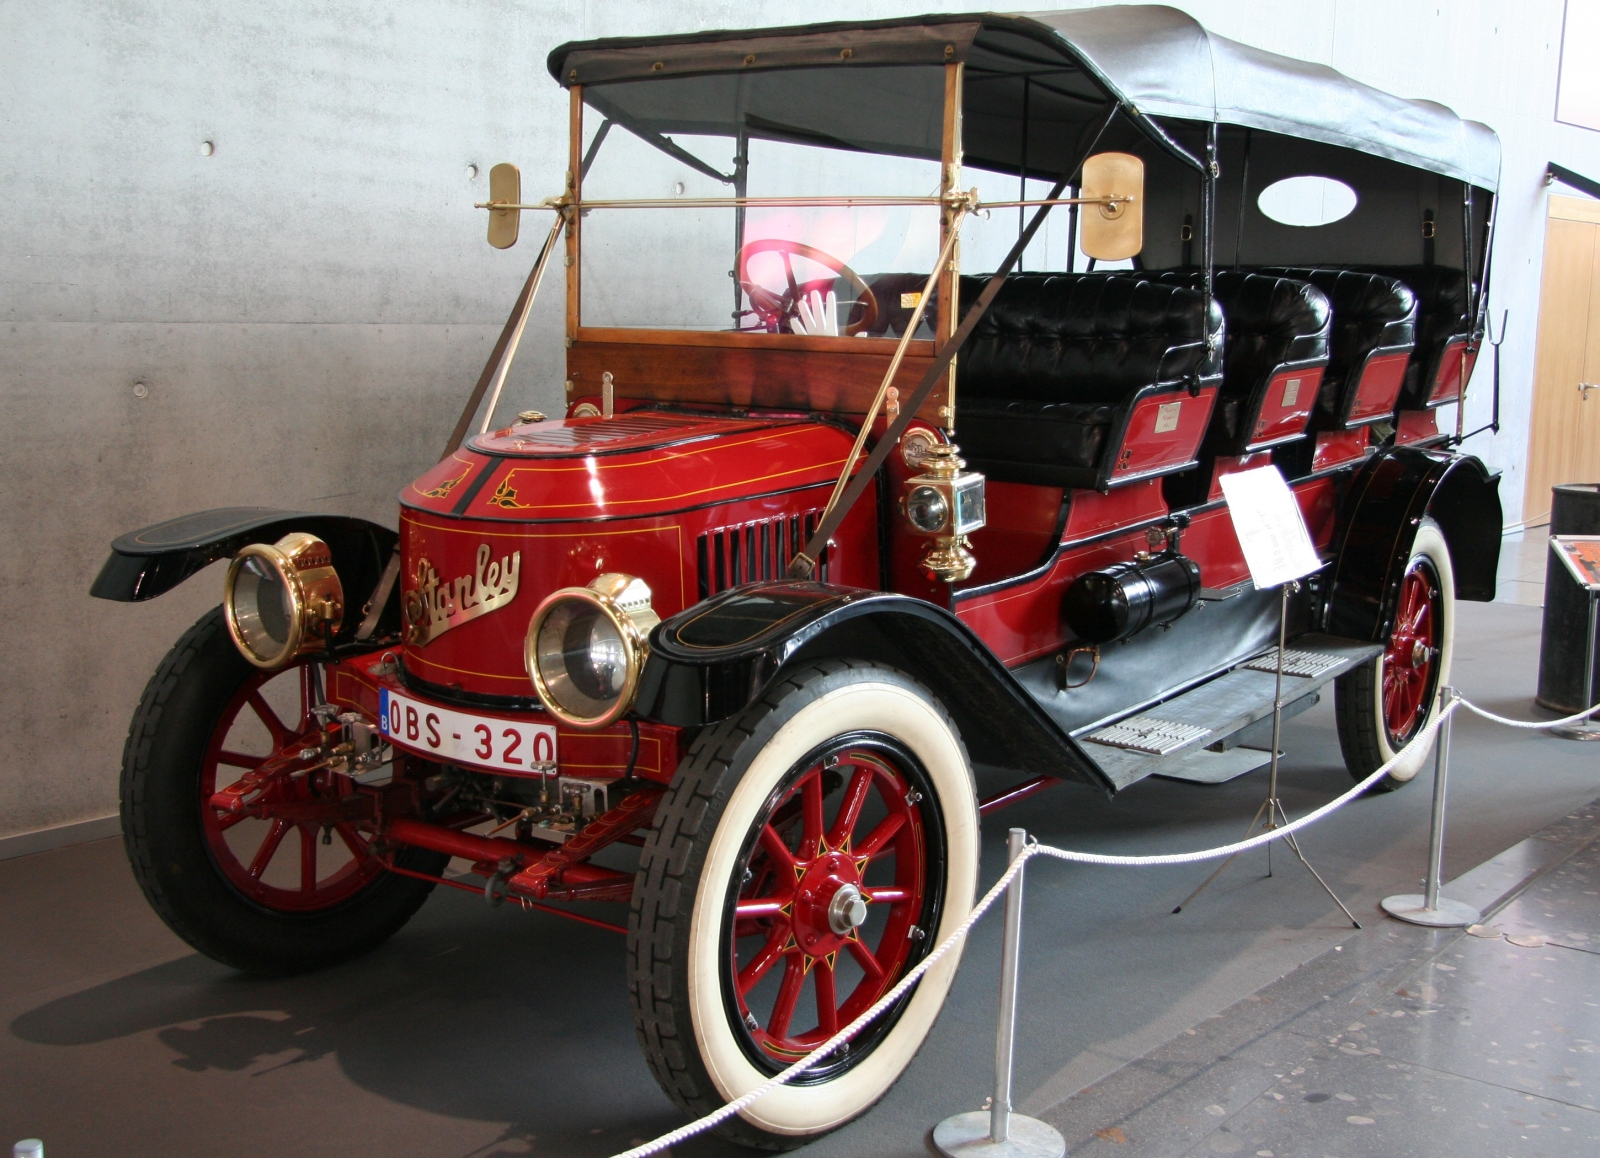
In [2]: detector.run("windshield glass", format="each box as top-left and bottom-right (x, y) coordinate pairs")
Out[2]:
(578, 67), (947, 337)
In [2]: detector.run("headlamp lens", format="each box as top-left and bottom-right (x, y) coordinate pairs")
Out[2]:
(232, 554), (295, 663)
(537, 597), (628, 719)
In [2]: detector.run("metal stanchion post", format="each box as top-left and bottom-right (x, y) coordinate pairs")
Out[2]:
(14, 1140), (43, 1158)
(934, 830), (1064, 1158)
(1382, 689), (1481, 927)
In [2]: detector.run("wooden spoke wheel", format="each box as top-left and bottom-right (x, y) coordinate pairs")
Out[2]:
(120, 608), (445, 974)
(1336, 520), (1456, 790)
(629, 661), (978, 1149)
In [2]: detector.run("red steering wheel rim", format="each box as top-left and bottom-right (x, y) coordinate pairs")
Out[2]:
(737, 239), (880, 336)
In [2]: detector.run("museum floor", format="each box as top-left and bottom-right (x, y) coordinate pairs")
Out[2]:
(4, 554), (1597, 1158)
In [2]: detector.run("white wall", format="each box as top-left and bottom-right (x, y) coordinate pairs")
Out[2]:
(2, 0), (1596, 841)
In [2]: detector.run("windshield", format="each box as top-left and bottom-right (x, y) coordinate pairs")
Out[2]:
(577, 67), (948, 337)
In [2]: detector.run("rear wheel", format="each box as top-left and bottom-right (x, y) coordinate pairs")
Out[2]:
(1335, 520), (1455, 790)
(628, 661), (979, 1149)
(120, 607), (445, 973)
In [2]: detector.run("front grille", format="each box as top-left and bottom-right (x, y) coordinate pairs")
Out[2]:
(697, 510), (829, 598)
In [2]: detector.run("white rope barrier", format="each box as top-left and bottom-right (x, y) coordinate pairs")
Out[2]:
(607, 689), (1592, 1157)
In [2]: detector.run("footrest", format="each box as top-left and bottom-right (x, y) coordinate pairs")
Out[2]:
(1086, 716), (1212, 756)
(1241, 649), (1348, 679)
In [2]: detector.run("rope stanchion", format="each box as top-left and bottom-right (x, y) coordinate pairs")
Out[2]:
(607, 687), (1592, 1158)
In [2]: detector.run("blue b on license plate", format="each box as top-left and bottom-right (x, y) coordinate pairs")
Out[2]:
(379, 687), (557, 774)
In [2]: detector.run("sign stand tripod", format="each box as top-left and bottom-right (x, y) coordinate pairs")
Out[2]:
(1171, 466), (1358, 926)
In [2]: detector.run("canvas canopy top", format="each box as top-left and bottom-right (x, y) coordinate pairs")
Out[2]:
(549, 4), (1500, 192)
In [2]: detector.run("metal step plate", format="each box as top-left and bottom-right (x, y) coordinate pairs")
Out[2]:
(1086, 716), (1212, 756)
(1241, 649), (1349, 679)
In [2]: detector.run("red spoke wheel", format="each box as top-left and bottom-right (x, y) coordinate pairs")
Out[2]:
(201, 664), (383, 912)
(728, 739), (934, 1078)
(1336, 520), (1455, 790)
(120, 607), (446, 973)
(629, 661), (978, 1149)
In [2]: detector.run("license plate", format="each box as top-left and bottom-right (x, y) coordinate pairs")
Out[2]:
(379, 687), (557, 774)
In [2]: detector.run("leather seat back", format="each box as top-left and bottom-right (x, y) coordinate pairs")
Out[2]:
(956, 273), (1224, 404)
(1150, 270), (1330, 394)
(1360, 265), (1474, 408)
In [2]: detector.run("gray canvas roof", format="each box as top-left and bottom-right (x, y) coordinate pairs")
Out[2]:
(548, 6), (1500, 192)
(1017, 6), (1500, 190)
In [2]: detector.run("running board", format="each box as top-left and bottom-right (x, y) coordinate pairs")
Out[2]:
(1077, 635), (1382, 792)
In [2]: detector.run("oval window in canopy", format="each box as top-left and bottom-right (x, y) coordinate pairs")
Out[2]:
(1256, 176), (1358, 227)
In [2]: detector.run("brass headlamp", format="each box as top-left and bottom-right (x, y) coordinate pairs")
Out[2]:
(526, 573), (659, 729)
(222, 533), (345, 669)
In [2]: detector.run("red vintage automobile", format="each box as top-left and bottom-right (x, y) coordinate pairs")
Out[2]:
(92, 7), (1503, 1147)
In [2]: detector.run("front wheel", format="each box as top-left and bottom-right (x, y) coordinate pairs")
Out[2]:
(120, 607), (446, 974)
(628, 661), (979, 1149)
(1335, 519), (1455, 790)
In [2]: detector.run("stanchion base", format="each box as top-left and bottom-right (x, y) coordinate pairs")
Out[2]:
(1551, 724), (1600, 741)
(1381, 893), (1482, 927)
(933, 1111), (1066, 1158)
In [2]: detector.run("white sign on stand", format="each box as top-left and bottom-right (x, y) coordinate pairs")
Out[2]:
(1218, 465), (1320, 588)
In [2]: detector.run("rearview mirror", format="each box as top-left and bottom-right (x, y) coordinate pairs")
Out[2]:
(487, 162), (521, 249)
(1079, 152), (1143, 261)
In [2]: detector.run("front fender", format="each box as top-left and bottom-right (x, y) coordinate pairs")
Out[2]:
(1326, 447), (1502, 641)
(89, 507), (398, 636)
(634, 582), (1113, 792)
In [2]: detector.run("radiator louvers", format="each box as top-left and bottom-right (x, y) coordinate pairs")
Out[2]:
(697, 511), (828, 599)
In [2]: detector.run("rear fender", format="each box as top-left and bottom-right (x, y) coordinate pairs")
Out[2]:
(634, 582), (1113, 792)
(89, 507), (398, 639)
(1325, 447), (1501, 641)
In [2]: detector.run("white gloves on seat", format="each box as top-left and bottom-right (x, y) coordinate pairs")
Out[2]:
(791, 289), (839, 336)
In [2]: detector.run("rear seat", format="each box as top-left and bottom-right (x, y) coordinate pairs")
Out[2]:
(1361, 265), (1477, 410)
(1257, 268), (1417, 429)
(955, 273), (1224, 490)
(1150, 270), (1331, 454)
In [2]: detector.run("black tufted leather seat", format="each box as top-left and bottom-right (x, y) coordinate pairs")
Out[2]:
(953, 274), (1224, 488)
(1360, 265), (1476, 410)
(1257, 268), (1417, 429)
(1150, 271), (1331, 453)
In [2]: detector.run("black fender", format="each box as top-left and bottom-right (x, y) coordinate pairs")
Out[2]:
(634, 581), (1114, 793)
(89, 507), (399, 639)
(1325, 447), (1502, 642)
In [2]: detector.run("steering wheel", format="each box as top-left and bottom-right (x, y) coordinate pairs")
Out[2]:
(737, 239), (880, 336)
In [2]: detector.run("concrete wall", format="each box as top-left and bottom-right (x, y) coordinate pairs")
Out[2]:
(3, 0), (1598, 844)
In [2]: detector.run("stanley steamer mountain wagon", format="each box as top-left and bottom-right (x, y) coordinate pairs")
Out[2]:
(93, 7), (1503, 1147)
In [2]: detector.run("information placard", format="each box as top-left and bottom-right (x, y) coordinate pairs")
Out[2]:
(1551, 536), (1600, 592)
(1218, 465), (1321, 589)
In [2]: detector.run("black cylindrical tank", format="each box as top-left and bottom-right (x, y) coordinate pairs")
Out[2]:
(1063, 553), (1203, 644)
(1537, 484), (1600, 712)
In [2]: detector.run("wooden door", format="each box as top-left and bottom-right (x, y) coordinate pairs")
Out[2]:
(1526, 194), (1600, 524)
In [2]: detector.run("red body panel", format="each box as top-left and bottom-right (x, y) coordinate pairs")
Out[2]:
(1395, 409), (1442, 445)
(1110, 386), (1218, 482)
(1346, 351), (1410, 424)
(1252, 368), (1322, 445)
(1425, 339), (1477, 407)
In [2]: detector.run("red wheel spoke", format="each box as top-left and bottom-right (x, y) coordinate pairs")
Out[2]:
(245, 693), (291, 747)
(863, 886), (909, 904)
(758, 824), (797, 876)
(736, 898), (788, 920)
(247, 820), (290, 879)
(846, 935), (886, 981)
(299, 826), (318, 891)
(827, 766), (873, 850)
(854, 810), (907, 859)
(800, 773), (826, 856)
(768, 957), (806, 1039)
(738, 928), (791, 996)
(335, 822), (369, 859)
(813, 960), (839, 1036)
(217, 749), (265, 769)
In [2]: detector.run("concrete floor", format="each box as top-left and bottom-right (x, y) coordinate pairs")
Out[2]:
(1496, 524), (1552, 609)
(3, 599), (1597, 1158)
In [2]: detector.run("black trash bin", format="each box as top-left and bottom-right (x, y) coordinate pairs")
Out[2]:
(1537, 483), (1600, 712)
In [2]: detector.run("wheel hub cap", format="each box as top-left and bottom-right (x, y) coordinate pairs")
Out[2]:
(827, 882), (868, 935)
